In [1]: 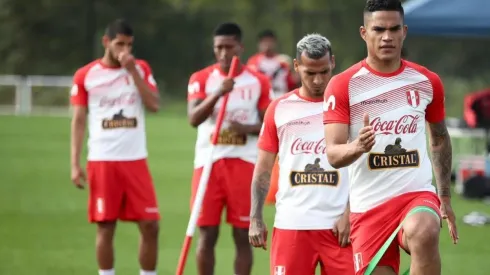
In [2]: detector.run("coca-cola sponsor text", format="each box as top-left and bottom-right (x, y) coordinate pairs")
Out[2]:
(99, 92), (137, 108)
(371, 115), (419, 135)
(291, 138), (327, 155)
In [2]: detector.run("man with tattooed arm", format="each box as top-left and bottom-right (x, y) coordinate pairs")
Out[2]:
(323, 1), (458, 275)
(249, 34), (354, 275)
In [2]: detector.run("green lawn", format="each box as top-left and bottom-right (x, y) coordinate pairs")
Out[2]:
(0, 106), (489, 275)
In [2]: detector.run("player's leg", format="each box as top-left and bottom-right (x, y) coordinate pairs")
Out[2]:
(137, 220), (159, 273)
(119, 159), (161, 273)
(399, 192), (442, 275)
(87, 161), (124, 274)
(350, 208), (400, 275)
(232, 227), (253, 274)
(191, 160), (226, 275)
(224, 158), (255, 275)
(96, 222), (117, 272)
(270, 229), (317, 275)
(197, 226), (220, 275)
(370, 267), (397, 275)
(316, 230), (355, 275)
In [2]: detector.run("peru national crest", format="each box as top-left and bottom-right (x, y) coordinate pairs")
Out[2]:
(406, 90), (420, 108)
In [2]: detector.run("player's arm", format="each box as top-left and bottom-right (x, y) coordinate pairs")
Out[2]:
(250, 101), (279, 219)
(187, 72), (230, 127)
(250, 149), (277, 219)
(324, 124), (364, 169)
(188, 96), (222, 127)
(130, 60), (159, 112)
(70, 71), (88, 168)
(428, 121), (452, 196)
(426, 74), (458, 243)
(426, 75), (452, 199)
(323, 76), (366, 169)
(71, 106), (87, 168)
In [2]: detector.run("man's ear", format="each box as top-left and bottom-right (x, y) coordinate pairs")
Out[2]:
(293, 58), (299, 73)
(102, 35), (110, 48)
(359, 26), (367, 42)
(330, 55), (336, 70)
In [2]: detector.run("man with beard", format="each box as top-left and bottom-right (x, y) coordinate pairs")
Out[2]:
(70, 19), (161, 275)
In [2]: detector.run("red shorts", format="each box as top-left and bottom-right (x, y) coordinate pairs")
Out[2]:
(87, 159), (160, 223)
(271, 228), (355, 275)
(350, 191), (441, 274)
(191, 158), (254, 228)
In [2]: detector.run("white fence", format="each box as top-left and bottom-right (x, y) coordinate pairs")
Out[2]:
(0, 74), (487, 141)
(0, 74), (73, 116)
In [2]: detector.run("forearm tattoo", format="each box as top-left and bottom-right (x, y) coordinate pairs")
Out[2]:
(429, 121), (452, 197)
(250, 171), (271, 218)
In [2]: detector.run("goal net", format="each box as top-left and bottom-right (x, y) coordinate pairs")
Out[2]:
(0, 75), (73, 116)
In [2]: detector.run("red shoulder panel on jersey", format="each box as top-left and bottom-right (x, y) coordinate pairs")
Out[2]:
(70, 60), (99, 106)
(187, 66), (215, 101)
(405, 61), (446, 124)
(323, 62), (363, 125)
(136, 59), (158, 92)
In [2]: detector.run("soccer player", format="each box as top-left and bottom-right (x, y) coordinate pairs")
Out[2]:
(70, 19), (160, 275)
(249, 34), (354, 275)
(323, 1), (458, 275)
(247, 30), (297, 99)
(187, 22), (272, 275)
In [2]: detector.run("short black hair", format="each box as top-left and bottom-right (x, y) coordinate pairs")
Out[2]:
(105, 19), (133, 39)
(213, 22), (242, 42)
(364, 0), (404, 17)
(257, 29), (276, 40)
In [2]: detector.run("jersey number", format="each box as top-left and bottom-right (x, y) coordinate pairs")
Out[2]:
(241, 89), (253, 100)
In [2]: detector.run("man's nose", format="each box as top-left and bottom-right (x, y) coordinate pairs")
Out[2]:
(122, 45), (131, 53)
(313, 74), (323, 86)
(382, 31), (393, 41)
(219, 49), (229, 59)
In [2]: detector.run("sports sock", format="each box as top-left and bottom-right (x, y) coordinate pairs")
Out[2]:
(140, 270), (156, 275)
(99, 269), (115, 275)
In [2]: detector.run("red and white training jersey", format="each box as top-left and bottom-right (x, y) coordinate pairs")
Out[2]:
(259, 90), (349, 230)
(187, 64), (272, 168)
(247, 53), (296, 98)
(70, 59), (157, 161)
(323, 59), (444, 213)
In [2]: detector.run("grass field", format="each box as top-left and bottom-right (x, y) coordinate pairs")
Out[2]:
(1, 105), (490, 275)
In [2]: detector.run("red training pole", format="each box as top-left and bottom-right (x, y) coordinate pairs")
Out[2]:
(175, 56), (240, 275)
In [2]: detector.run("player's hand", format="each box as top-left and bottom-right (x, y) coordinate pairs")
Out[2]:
(249, 217), (268, 250)
(333, 211), (351, 247)
(71, 165), (86, 189)
(229, 121), (249, 135)
(440, 198), (459, 244)
(118, 51), (137, 73)
(355, 113), (375, 153)
(218, 77), (235, 96)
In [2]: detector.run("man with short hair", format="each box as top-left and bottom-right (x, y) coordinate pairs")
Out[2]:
(187, 22), (272, 275)
(70, 19), (160, 275)
(249, 33), (354, 275)
(323, 1), (458, 274)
